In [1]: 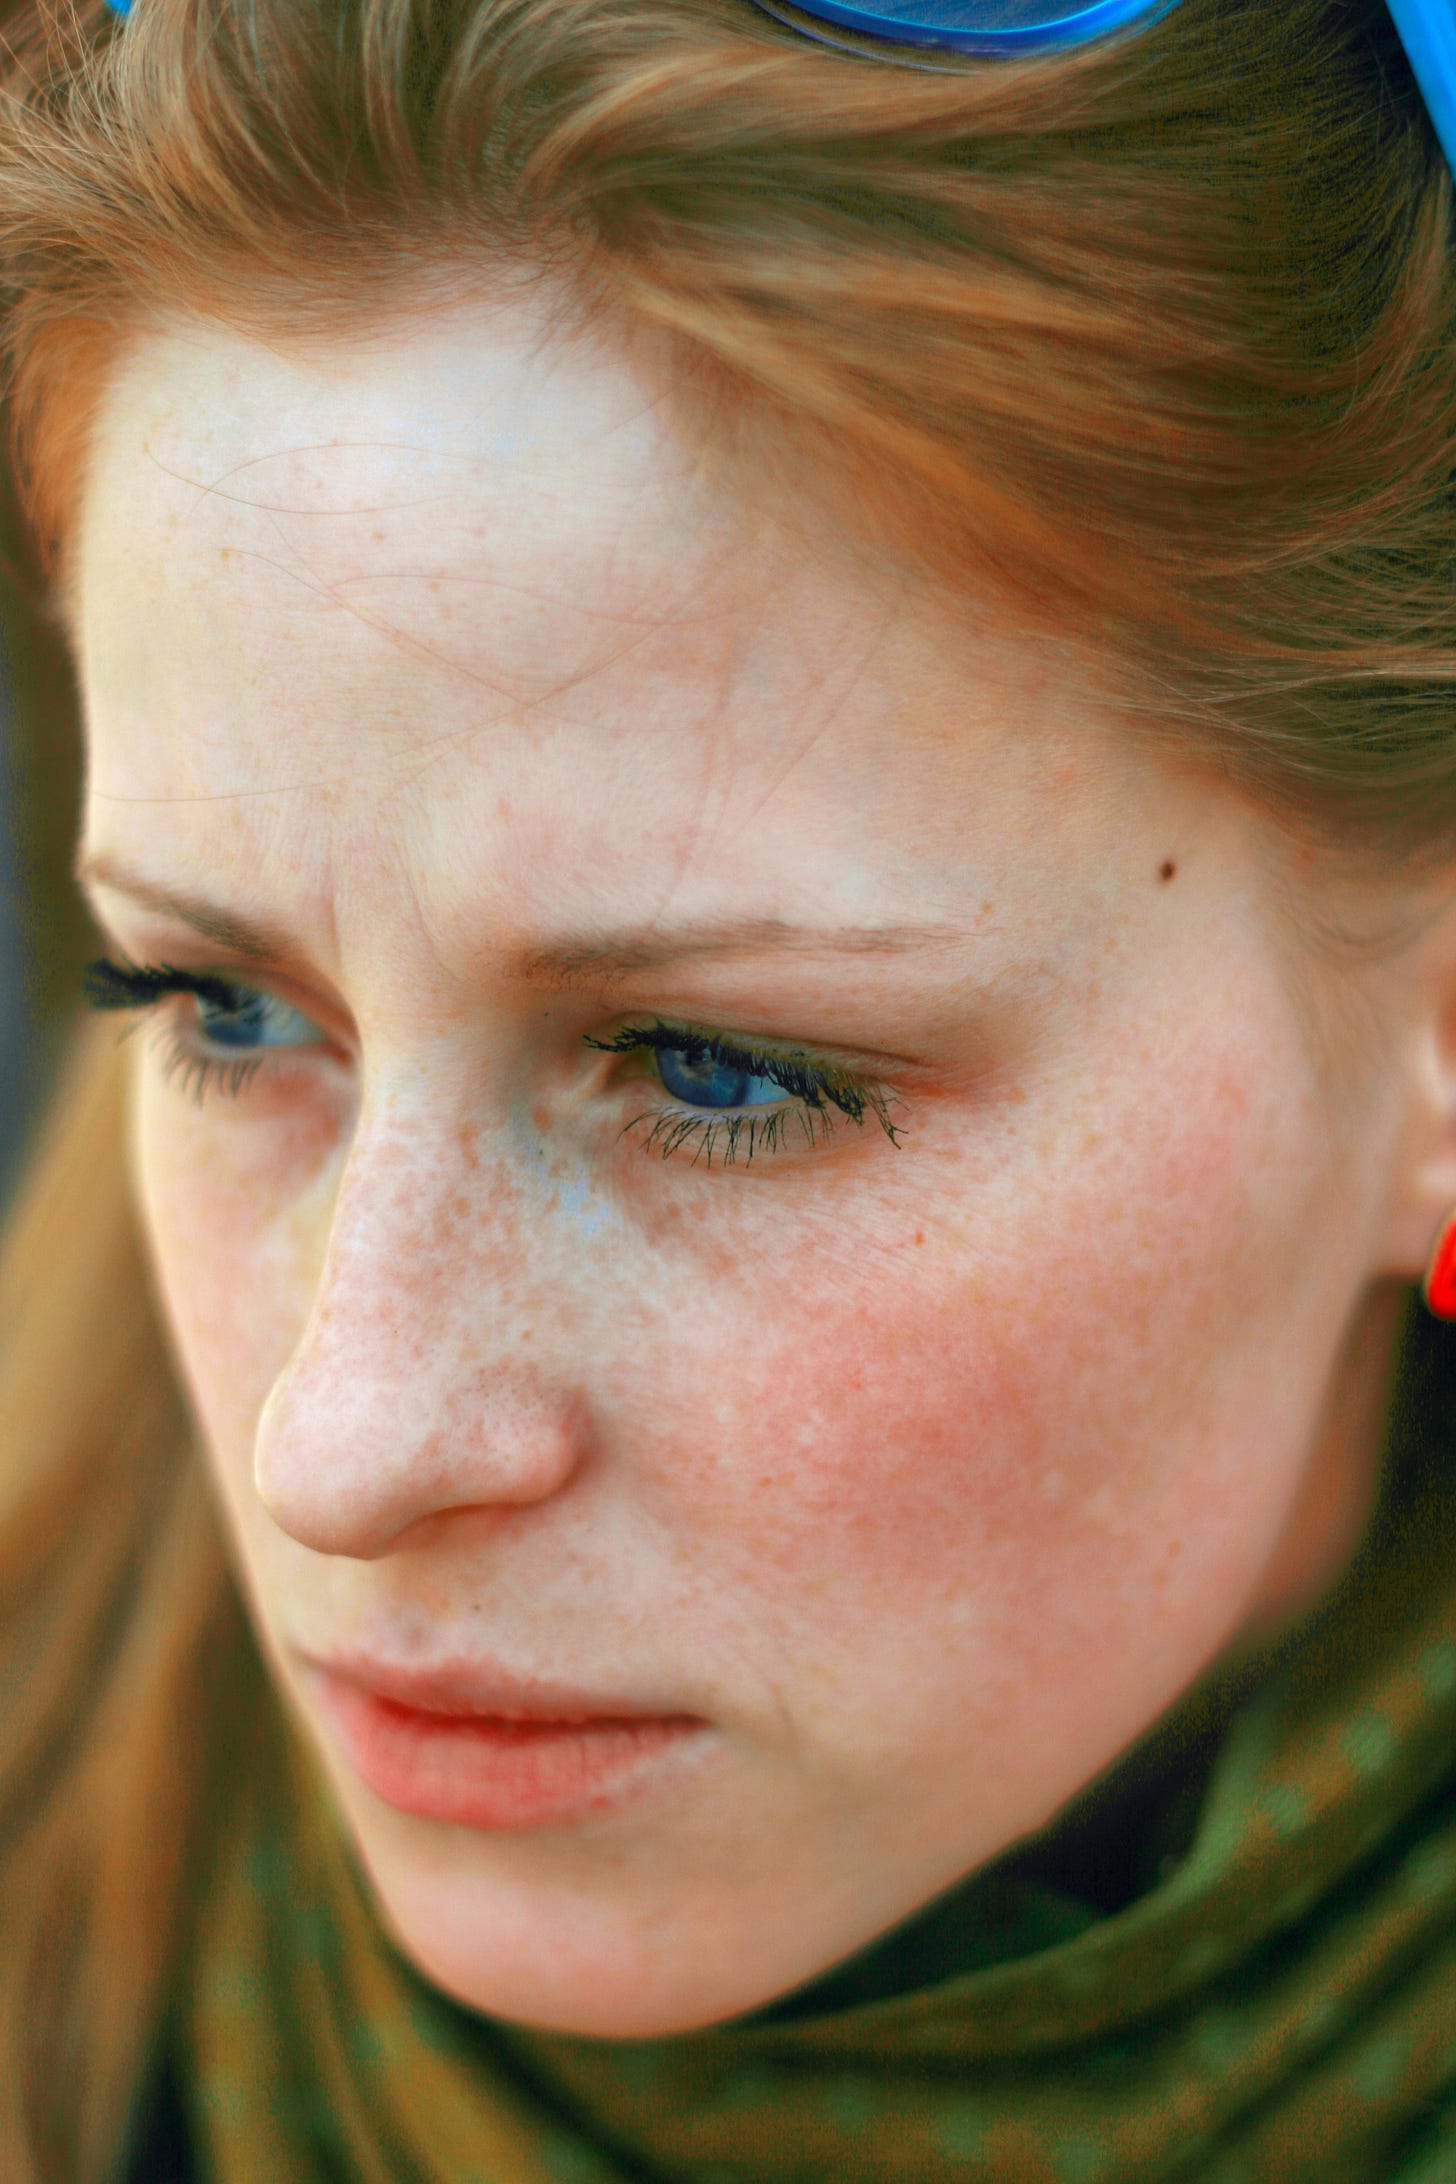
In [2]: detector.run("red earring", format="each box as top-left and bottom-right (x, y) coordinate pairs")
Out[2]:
(1424, 1210), (1456, 1319)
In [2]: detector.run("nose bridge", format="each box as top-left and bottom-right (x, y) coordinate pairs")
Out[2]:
(253, 1090), (590, 1559)
(324, 1097), (513, 1345)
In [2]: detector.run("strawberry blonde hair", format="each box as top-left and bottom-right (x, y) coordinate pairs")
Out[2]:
(1, 0), (1454, 2175)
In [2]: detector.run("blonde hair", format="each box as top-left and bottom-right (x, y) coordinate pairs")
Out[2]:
(1, 0), (1455, 2174)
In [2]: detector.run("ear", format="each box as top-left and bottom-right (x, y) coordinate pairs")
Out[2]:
(1366, 891), (1456, 1289)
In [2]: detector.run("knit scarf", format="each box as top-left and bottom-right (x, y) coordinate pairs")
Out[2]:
(174, 1301), (1456, 2183)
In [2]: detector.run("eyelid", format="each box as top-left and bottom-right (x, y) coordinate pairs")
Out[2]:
(585, 1014), (910, 1080)
(84, 958), (242, 1010)
(591, 1015), (904, 1145)
(585, 1016), (864, 1094)
(83, 954), (352, 1051)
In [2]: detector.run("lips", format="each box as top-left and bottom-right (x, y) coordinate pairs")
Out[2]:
(297, 1648), (709, 1829)
(298, 1645), (682, 1720)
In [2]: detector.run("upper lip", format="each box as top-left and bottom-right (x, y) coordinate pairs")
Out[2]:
(296, 1646), (694, 1723)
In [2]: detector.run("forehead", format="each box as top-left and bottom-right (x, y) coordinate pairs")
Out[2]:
(70, 287), (1188, 958)
(76, 289), (749, 715)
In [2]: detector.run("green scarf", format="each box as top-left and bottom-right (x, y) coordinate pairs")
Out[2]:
(174, 1300), (1456, 2183)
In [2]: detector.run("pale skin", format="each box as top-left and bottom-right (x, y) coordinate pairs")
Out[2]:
(68, 285), (1456, 2038)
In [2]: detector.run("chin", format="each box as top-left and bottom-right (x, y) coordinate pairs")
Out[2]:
(364, 1878), (789, 2038)
(333, 1800), (836, 2038)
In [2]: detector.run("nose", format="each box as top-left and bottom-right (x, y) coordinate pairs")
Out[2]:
(252, 1112), (591, 1559)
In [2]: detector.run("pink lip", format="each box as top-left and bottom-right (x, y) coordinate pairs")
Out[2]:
(297, 1647), (679, 1721)
(298, 1651), (709, 1830)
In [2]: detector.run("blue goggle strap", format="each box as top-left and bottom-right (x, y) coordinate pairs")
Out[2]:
(1386, 0), (1456, 175)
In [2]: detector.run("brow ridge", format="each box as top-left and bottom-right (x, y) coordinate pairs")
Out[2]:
(76, 851), (295, 966)
(77, 852), (966, 985)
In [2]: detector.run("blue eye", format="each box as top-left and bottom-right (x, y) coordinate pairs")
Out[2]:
(79, 960), (328, 1106)
(583, 1015), (903, 1166)
(655, 1045), (785, 1111)
(194, 985), (322, 1052)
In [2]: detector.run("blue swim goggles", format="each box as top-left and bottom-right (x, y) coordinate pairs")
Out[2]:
(752, 0), (1456, 175)
(99, 0), (1456, 178)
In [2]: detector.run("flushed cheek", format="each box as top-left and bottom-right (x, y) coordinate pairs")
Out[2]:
(642, 1043), (1334, 1786)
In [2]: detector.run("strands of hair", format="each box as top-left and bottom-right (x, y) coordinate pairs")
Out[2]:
(0, 3), (1453, 2179)
(0, 0), (1450, 852)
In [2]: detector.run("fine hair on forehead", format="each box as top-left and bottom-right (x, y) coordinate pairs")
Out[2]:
(0, 0), (1452, 866)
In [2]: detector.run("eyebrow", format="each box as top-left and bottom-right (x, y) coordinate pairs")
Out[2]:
(516, 918), (964, 988)
(77, 851), (296, 967)
(76, 851), (966, 986)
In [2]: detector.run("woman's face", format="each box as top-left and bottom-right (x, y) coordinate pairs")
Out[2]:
(72, 289), (1435, 2036)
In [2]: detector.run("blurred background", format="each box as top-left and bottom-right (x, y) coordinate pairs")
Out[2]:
(0, 564), (91, 1215)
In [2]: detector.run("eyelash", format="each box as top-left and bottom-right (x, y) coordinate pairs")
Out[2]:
(81, 959), (905, 1168)
(582, 1019), (901, 1166)
(83, 958), (274, 1102)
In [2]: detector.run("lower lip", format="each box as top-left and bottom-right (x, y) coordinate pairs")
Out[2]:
(310, 1672), (707, 1830)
